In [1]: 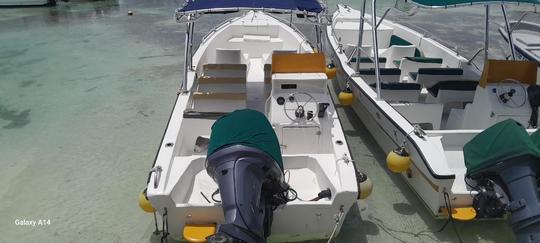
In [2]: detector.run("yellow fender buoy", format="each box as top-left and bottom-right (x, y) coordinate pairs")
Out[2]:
(139, 189), (156, 213)
(338, 86), (354, 106)
(356, 171), (373, 199)
(326, 63), (337, 80)
(386, 147), (411, 173)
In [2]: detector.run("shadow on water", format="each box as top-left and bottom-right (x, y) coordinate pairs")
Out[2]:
(329, 78), (516, 242)
(19, 80), (37, 88)
(0, 105), (31, 129)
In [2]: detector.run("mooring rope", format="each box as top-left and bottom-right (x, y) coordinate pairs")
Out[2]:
(327, 206), (345, 243)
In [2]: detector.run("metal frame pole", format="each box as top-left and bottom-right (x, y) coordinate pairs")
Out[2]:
(501, 4), (516, 60)
(371, 0), (382, 99)
(319, 14), (324, 52)
(188, 19), (195, 71)
(181, 17), (192, 92)
(484, 5), (489, 63)
(355, 0), (367, 72)
(315, 14), (322, 52)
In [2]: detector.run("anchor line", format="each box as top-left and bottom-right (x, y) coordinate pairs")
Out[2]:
(160, 208), (169, 243)
(327, 206), (345, 243)
(442, 191), (463, 243)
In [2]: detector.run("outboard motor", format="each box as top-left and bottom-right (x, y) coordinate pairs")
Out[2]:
(464, 119), (540, 242)
(205, 109), (289, 243)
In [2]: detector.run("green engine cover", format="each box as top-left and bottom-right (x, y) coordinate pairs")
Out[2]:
(207, 109), (283, 169)
(464, 119), (540, 176)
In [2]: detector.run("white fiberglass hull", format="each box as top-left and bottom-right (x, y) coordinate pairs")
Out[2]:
(145, 11), (360, 242)
(326, 5), (484, 217)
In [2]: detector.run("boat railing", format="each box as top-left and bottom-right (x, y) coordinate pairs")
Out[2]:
(270, 13), (311, 42)
(201, 17), (237, 43)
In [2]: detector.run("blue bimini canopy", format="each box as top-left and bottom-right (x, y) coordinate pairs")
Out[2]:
(408, 0), (539, 8)
(176, 0), (324, 16)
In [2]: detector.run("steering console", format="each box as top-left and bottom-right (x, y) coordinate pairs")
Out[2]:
(283, 92), (319, 122)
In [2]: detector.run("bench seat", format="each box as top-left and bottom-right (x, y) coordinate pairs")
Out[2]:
(410, 68), (464, 88)
(369, 82), (422, 102)
(357, 68), (401, 84)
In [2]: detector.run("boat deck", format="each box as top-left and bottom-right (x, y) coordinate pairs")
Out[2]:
(172, 154), (334, 205)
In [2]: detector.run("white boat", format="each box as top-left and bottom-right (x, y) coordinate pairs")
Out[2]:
(499, 20), (540, 65)
(138, 1), (370, 242)
(327, 1), (540, 239)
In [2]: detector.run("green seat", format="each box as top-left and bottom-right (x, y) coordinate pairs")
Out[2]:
(389, 35), (422, 57)
(208, 109), (283, 169)
(350, 57), (387, 63)
(464, 119), (540, 176)
(427, 80), (478, 97)
(369, 82), (421, 90)
(358, 68), (401, 76)
(417, 67), (463, 75)
(404, 57), (443, 64)
(394, 57), (442, 68)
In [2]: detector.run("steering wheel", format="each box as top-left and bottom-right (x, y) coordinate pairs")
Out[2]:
(496, 79), (527, 108)
(283, 92), (319, 122)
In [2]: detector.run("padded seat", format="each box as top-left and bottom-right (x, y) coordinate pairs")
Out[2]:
(427, 80), (478, 104)
(369, 82), (422, 102)
(396, 57), (444, 81)
(197, 77), (246, 93)
(412, 68), (464, 88)
(349, 57), (387, 69)
(428, 80), (478, 97)
(357, 68), (401, 84)
(188, 92), (247, 116)
(350, 57), (387, 63)
(203, 64), (247, 78)
(357, 68), (401, 75)
(394, 57), (443, 67)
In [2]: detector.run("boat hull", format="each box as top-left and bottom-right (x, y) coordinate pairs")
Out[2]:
(325, 24), (463, 217)
(146, 11), (360, 242)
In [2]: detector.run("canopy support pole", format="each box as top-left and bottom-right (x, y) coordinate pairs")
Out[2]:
(320, 14), (325, 52)
(355, 0), (367, 73)
(501, 4), (516, 60)
(371, 0), (382, 100)
(181, 16), (192, 92)
(188, 18), (195, 71)
(315, 14), (323, 52)
(484, 5), (489, 63)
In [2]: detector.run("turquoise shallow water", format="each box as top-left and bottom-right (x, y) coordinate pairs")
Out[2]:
(0, 0), (538, 242)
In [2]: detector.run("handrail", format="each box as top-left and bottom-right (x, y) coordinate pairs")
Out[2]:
(375, 8), (391, 29)
(201, 17), (236, 43)
(501, 4), (516, 60)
